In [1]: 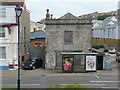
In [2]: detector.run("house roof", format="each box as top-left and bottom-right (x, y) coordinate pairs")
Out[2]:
(0, 0), (24, 6)
(59, 12), (79, 19)
(92, 20), (103, 24)
(31, 22), (44, 28)
(94, 16), (118, 29)
(35, 23), (44, 28)
(30, 31), (46, 39)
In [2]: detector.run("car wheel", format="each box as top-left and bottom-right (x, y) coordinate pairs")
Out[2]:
(32, 66), (35, 70)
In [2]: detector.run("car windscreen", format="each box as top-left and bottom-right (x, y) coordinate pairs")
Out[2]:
(109, 48), (114, 50)
(25, 61), (35, 64)
(116, 52), (120, 56)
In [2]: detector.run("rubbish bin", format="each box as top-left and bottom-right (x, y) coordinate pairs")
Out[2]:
(104, 53), (111, 70)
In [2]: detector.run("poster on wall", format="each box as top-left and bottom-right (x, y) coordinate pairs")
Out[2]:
(86, 56), (96, 71)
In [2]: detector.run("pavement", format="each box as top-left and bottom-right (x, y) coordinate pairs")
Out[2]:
(1, 54), (119, 77)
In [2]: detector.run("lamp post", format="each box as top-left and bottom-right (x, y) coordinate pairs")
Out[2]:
(15, 5), (23, 90)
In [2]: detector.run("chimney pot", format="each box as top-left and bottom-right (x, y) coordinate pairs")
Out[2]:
(51, 14), (53, 19)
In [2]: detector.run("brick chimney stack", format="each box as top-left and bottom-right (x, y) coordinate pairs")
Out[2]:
(46, 9), (50, 19)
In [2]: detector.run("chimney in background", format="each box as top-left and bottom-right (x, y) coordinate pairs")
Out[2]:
(46, 9), (50, 19)
(51, 14), (53, 19)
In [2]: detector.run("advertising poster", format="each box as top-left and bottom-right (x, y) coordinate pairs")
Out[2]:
(86, 56), (96, 71)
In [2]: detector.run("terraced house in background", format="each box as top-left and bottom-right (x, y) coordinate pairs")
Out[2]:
(0, 0), (30, 70)
(92, 16), (120, 51)
(30, 21), (45, 32)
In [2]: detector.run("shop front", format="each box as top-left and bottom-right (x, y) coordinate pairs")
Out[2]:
(60, 52), (98, 73)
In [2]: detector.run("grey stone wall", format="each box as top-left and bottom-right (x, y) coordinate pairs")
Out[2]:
(45, 19), (92, 69)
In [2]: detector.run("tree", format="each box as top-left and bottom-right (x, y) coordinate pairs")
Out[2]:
(98, 15), (112, 20)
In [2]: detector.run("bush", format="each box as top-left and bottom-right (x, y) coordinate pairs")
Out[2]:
(49, 84), (60, 88)
(49, 84), (87, 90)
(92, 44), (104, 49)
(65, 84), (86, 89)
(98, 15), (112, 20)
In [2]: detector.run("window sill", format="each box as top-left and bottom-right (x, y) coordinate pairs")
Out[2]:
(64, 42), (73, 45)
(0, 37), (8, 39)
(0, 16), (6, 18)
(0, 59), (6, 60)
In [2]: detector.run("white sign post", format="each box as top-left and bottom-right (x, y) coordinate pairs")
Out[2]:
(86, 56), (96, 71)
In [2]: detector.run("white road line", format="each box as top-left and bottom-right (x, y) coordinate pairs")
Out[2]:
(102, 87), (118, 89)
(60, 84), (106, 86)
(2, 84), (41, 86)
(90, 81), (120, 83)
(2, 84), (17, 86)
(95, 74), (99, 79)
(21, 84), (40, 86)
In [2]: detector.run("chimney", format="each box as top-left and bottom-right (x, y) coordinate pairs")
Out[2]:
(46, 9), (50, 19)
(51, 14), (53, 19)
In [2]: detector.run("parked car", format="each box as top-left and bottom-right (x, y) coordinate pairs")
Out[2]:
(116, 52), (120, 62)
(108, 47), (116, 54)
(22, 57), (43, 70)
(99, 48), (105, 52)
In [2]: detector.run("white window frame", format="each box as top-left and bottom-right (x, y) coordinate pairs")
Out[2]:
(0, 8), (6, 17)
(0, 27), (5, 38)
(0, 47), (6, 59)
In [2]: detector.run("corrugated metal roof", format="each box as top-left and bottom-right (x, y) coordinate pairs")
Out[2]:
(30, 31), (46, 39)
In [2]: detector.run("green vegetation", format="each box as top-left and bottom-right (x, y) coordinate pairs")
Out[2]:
(98, 15), (112, 20)
(49, 84), (87, 89)
(49, 84), (61, 88)
(92, 44), (104, 49)
(65, 84), (86, 89)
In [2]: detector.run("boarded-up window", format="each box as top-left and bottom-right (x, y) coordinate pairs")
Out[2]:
(64, 31), (73, 43)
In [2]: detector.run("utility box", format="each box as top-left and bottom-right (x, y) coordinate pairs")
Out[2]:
(104, 53), (111, 70)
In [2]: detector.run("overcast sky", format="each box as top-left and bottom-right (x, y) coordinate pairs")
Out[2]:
(25, 0), (120, 22)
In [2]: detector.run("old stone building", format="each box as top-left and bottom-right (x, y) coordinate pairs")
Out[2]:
(45, 11), (92, 69)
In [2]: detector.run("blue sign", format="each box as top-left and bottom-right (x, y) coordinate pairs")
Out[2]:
(36, 43), (41, 45)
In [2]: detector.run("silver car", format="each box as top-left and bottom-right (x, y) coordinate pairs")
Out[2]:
(116, 52), (120, 62)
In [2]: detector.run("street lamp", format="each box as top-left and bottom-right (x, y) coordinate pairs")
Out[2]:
(15, 5), (23, 90)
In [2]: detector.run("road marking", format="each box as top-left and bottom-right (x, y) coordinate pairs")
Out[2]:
(95, 74), (99, 79)
(102, 87), (118, 89)
(2, 84), (41, 86)
(21, 84), (40, 86)
(90, 81), (120, 83)
(47, 74), (95, 76)
(60, 84), (106, 86)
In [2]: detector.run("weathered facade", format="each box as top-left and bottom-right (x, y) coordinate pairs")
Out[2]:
(45, 12), (92, 69)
